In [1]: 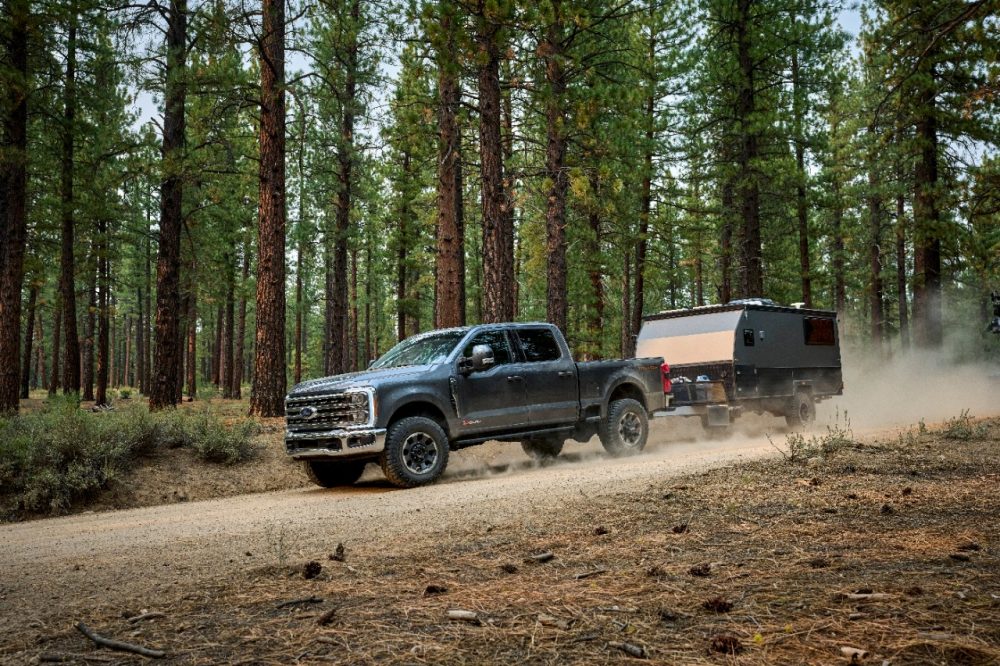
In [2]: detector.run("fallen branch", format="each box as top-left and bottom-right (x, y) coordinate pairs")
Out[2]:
(275, 595), (323, 609)
(838, 592), (891, 601)
(75, 622), (166, 659)
(39, 653), (113, 663)
(126, 612), (166, 625)
(574, 568), (608, 580)
(609, 641), (648, 659)
(447, 609), (481, 625)
(526, 551), (554, 563)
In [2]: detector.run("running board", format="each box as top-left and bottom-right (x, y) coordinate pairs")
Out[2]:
(452, 425), (576, 449)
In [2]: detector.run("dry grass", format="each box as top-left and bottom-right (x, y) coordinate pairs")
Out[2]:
(9, 417), (1000, 665)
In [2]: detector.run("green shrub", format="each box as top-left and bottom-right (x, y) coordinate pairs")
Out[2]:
(0, 401), (261, 516)
(941, 410), (988, 441)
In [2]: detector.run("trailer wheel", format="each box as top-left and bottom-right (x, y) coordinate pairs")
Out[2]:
(380, 417), (450, 488)
(304, 461), (367, 488)
(785, 392), (816, 429)
(521, 437), (564, 461)
(600, 398), (649, 456)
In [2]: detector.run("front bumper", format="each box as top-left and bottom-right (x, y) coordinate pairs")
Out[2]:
(286, 427), (387, 460)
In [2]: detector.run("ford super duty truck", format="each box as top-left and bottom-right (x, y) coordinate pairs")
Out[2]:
(285, 322), (668, 488)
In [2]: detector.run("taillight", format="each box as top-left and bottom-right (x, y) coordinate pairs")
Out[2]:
(661, 362), (672, 394)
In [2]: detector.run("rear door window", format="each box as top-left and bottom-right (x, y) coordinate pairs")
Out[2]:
(515, 328), (562, 362)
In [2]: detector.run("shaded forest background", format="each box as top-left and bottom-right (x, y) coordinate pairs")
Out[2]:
(0, 0), (997, 417)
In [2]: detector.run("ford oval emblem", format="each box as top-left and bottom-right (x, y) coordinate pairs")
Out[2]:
(299, 406), (318, 420)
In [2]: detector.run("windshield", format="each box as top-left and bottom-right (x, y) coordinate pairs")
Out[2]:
(371, 331), (465, 369)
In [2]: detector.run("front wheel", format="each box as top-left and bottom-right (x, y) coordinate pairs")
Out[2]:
(521, 437), (564, 461)
(784, 392), (816, 430)
(380, 416), (450, 488)
(600, 398), (649, 456)
(304, 460), (367, 488)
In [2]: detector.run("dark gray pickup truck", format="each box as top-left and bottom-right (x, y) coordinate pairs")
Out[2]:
(285, 322), (667, 488)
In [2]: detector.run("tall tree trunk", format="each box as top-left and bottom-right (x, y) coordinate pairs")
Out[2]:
(396, 151), (411, 342)
(232, 245), (250, 399)
(149, 0), (187, 410)
(186, 292), (196, 399)
(212, 302), (223, 386)
(435, 3), (464, 328)
(82, 265), (96, 400)
(143, 216), (152, 394)
(35, 311), (46, 391)
(896, 192), (909, 348)
(542, 2), (569, 332)
(96, 218), (110, 406)
(621, 255), (631, 358)
(0, 0), (29, 413)
(294, 236), (303, 384)
(250, 0), (287, 417)
(350, 247), (359, 371)
(19, 284), (37, 399)
(60, 8), (81, 394)
(791, 47), (812, 307)
(912, 62), (941, 348)
(735, 0), (762, 297)
(49, 296), (62, 396)
(832, 181), (846, 313)
(135, 285), (144, 393)
(720, 182), (734, 304)
(478, 7), (513, 323)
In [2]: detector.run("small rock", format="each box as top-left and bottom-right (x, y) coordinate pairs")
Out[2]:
(880, 503), (895, 515)
(671, 524), (689, 534)
(329, 543), (346, 562)
(949, 552), (971, 562)
(688, 563), (711, 577)
(500, 563), (518, 574)
(710, 634), (743, 654)
(901, 487), (913, 496)
(303, 561), (322, 579)
(703, 596), (732, 613)
(956, 541), (981, 552)
(424, 584), (448, 596)
(593, 525), (610, 536)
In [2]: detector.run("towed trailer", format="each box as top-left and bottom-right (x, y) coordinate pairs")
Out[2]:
(635, 300), (843, 431)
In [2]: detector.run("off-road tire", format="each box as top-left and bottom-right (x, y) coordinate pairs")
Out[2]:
(380, 416), (450, 488)
(600, 398), (649, 456)
(304, 460), (367, 488)
(784, 391), (816, 430)
(521, 437), (564, 461)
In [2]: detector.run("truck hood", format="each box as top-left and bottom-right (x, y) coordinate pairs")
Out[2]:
(288, 365), (433, 398)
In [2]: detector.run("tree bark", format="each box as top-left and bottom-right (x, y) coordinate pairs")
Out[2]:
(19, 284), (37, 399)
(478, 6), (513, 324)
(232, 245), (250, 399)
(633, 18), (655, 343)
(587, 175), (604, 359)
(149, 0), (187, 410)
(250, 0), (287, 417)
(294, 235), (303, 384)
(186, 291), (196, 399)
(82, 265), (96, 400)
(60, 8), (81, 394)
(0, 0), (30, 413)
(867, 154), (883, 351)
(435, 3), (464, 328)
(49, 296), (62, 396)
(396, 150), (411, 342)
(542, 2), (569, 332)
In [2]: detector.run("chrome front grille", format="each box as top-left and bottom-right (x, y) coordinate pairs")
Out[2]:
(285, 389), (373, 433)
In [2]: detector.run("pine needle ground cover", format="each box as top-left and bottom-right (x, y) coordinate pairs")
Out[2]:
(8, 417), (998, 664)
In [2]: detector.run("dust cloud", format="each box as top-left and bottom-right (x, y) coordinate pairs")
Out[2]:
(820, 343), (1000, 430)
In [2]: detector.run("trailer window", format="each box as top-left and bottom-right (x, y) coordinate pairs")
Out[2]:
(804, 317), (836, 346)
(743, 329), (755, 346)
(516, 329), (562, 362)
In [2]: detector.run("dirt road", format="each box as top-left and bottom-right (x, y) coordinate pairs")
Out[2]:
(0, 418), (782, 637)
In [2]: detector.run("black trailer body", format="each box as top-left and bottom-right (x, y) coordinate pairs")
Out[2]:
(635, 302), (843, 427)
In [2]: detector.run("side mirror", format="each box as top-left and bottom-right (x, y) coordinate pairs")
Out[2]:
(468, 344), (495, 372)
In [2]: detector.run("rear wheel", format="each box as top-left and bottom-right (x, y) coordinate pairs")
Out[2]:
(600, 398), (649, 456)
(380, 416), (450, 488)
(304, 460), (367, 488)
(521, 437), (564, 461)
(784, 392), (816, 429)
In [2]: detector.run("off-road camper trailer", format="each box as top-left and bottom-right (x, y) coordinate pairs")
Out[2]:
(636, 301), (843, 429)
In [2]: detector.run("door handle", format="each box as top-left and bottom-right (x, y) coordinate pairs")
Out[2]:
(558, 371), (573, 378)
(506, 375), (524, 382)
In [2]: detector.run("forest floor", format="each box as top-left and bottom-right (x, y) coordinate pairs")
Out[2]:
(1, 412), (998, 665)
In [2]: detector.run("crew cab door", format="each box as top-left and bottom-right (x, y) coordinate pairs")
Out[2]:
(451, 329), (528, 434)
(512, 326), (579, 425)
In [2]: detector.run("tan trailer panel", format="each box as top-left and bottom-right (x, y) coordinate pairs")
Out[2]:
(635, 330), (735, 366)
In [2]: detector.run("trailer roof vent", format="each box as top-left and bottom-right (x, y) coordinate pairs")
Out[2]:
(790, 302), (805, 309)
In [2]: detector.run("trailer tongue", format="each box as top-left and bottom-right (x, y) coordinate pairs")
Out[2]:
(636, 301), (843, 431)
